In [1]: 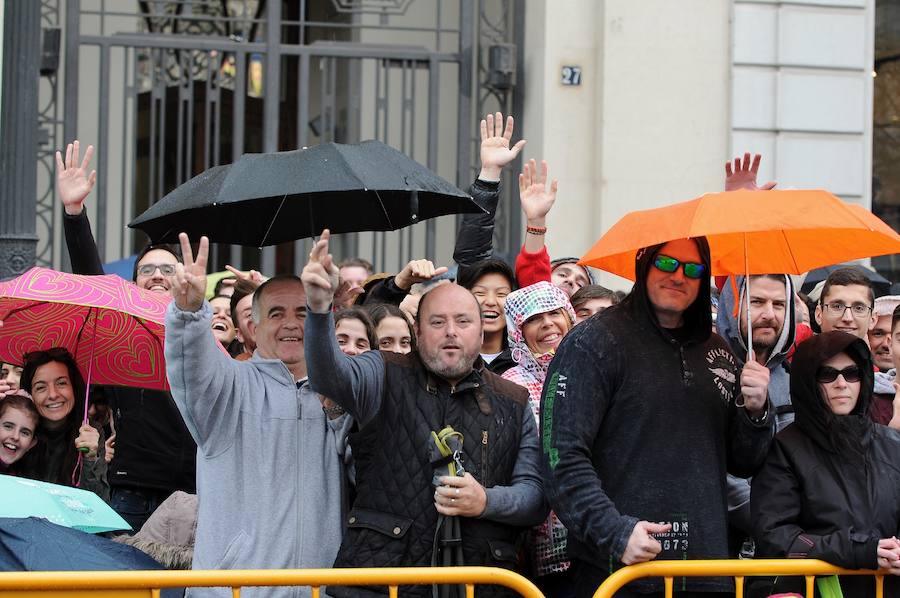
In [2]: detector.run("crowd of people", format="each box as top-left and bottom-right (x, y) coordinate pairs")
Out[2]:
(1, 113), (900, 598)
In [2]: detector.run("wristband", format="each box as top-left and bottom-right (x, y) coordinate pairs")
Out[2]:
(323, 404), (346, 417)
(526, 225), (547, 236)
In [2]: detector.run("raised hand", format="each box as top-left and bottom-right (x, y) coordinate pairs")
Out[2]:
(333, 280), (365, 308)
(479, 112), (526, 181)
(224, 264), (268, 285)
(519, 159), (558, 227)
(394, 259), (449, 291)
(56, 140), (97, 215)
(301, 229), (340, 314)
(725, 152), (776, 192)
(172, 233), (209, 312)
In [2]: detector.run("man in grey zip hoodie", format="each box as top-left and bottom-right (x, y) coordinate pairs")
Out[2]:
(165, 234), (353, 598)
(716, 274), (796, 549)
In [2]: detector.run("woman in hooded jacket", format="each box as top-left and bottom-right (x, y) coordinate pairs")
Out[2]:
(750, 331), (900, 598)
(500, 281), (577, 597)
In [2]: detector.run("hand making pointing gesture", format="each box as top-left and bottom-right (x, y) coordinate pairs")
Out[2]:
(301, 229), (341, 314)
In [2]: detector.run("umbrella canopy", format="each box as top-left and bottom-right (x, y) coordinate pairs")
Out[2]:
(0, 517), (183, 597)
(0, 267), (169, 390)
(128, 140), (484, 246)
(0, 476), (129, 534)
(581, 189), (900, 279)
(800, 263), (892, 297)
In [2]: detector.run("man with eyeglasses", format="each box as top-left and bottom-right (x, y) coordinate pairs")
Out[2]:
(814, 267), (876, 341)
(57, 140), (197, 529)
(541, 238), (774, 597)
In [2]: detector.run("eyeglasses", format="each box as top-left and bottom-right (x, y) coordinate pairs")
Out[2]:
(815, 365), (861, 384)
(822, 301), (872, 319)
(137, 263), (177, 277)
(653, 255), (706, 280)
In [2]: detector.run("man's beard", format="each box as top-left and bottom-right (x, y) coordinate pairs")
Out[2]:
(742, 321), (781, 352)
(419, 344), (479, 381)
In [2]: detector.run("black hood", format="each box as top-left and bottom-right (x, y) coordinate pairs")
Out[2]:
(790, 331), (874, 454)
(620, 237), (713, 344)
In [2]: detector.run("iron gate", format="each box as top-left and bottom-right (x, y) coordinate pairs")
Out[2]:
(36, 0), (525, 276)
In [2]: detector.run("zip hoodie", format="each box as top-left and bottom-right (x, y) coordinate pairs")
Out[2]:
(716, 275), (796, 540)
(501, 281), (575, 577)
(165, 301), (353, 598)
(540, 239), (774, 594)
(716, 275), (797, 430)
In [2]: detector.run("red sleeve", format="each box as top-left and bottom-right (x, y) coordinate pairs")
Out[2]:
(515, 244), (551, 288)
(786, 323), (815, 363)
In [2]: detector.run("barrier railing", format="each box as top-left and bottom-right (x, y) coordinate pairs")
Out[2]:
(0, 561), (885, 598)
(591, 559), (884, 598)
(0, 566), (544, 598)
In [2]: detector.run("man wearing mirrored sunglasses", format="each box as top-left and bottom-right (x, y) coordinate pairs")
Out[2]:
(541, 237), (774, 597)
(814, 267), (876, 342)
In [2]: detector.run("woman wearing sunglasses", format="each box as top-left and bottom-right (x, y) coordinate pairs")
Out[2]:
(749, 331), (900, 597)
(16, 348), (109, 501)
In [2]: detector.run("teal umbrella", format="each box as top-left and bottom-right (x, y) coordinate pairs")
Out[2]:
(0, 475), (130, 534)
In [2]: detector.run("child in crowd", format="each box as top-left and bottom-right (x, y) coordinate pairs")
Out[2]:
(0, 395), (40, 474)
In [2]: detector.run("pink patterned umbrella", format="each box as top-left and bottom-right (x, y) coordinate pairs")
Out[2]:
(0, 267), (170, 390)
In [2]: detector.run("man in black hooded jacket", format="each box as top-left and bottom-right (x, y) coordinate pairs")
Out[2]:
(541, 237), (775, 597)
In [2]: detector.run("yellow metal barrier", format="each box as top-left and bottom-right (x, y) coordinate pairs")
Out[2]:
(592, 559), (884, 598)
(0, 566), (543, 598)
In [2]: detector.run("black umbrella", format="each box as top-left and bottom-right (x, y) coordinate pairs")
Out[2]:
(128, 140), (483, 247)
(801, 264), (892, 298)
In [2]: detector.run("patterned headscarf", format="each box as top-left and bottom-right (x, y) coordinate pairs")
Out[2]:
(502, 282), (576, 403)
(500, 281), (576, 577)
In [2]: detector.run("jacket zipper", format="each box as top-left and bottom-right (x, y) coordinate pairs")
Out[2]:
(295, 384), (303, 598)
(481, 429), (489, 487)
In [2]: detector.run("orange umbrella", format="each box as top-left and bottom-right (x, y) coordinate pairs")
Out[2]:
(580, 189), (900, 280)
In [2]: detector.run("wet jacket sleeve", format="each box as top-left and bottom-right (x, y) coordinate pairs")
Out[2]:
(751, 440), (879, 569)
(514, 245), (551, 288)
(304, 310), (385, 427)
(362, 276), (408, 307)
(481, 410), (548, 527)
(63, 211), (105, 275)
(727, 395), (775, 479)
(164, 301), (247, 457)
(540, 328), (639, 562)
(727, 474), (753, 535)
(453, 179), (500, 282)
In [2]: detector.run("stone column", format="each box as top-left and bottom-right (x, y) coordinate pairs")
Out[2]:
(0, 1), (40, 279)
